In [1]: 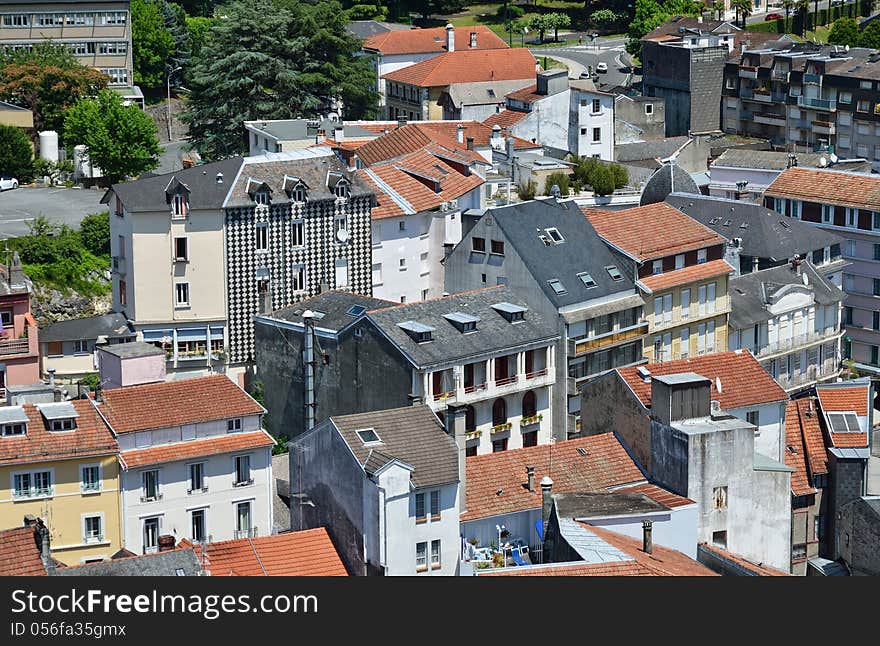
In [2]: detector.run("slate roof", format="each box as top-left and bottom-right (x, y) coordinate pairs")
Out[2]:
(764, 167), (880, 210)
(54, 548), (202, 576)
(363, 25), (508, 55)
(0, 526), (47, 576)
(728, 261), (844, 329)
(484, 199), (637, 308)
(99, 375), (265, 434)
(381, 48), (537, 87)
(331, 405), (459, 489)
(614, 136), (691, 164)
(40, 312), (135, 343)
(553, 491), (670, 518)
(0, 400), (117, 467)
(711, 148), (873, 173)
(188, 528), (347, 576)
(614, 483), (695, 508)
(120, 431), (275, 468)
(615, 350), (787, 410)
(266, 290), (395, 332)
(461, 433), (646, 521)
(366, 286), (558, 368)
(643, 16), (739, 40)
(639, 163), (701, 206)
(445, 80), (533, 108)
(346, 20), (412, 41)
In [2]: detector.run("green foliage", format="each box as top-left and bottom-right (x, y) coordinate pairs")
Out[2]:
(32, 158), (74, 186)
(731, 0), (752, 27)
(0, 124), (33, 182)
(185, 16), (215, 59)
(517, 179), (537, 200)
(132, 0), (175, 88)
(544, 172), (570, 196)
(64, 90), (161, 183)
(859, 20), (880, 48)
(609, 162), (629, 189)
(79, 372), (101, 393)
(529, 14), (550, 41)
(828, 16), (860, 45)
(626, 0), (703, 56)
(592, 8), (617, 27)
(184, 0), (377, 160)
(162, 0), (191, 72)
(498, 4), (525, 21)
(589, 164), (616, 196)
(79, 212), (111, 257)
(545, 12), (572, 41)
(346, 3), (388, 20)
(571, 156), (627, 196)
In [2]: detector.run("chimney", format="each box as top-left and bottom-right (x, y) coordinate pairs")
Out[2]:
(466, 136), (474, 151)
(540, 476), (553, 532)
(445, 404), (468, 514)
(642, 519), (653, 554)
(807, 399), (814, 417)
(740, 41), (746, 56)
(333, 126), (344, 143)
(23, 514), (37, 527)
(158, 534), (176, 552)
(34, 518), (54, 574)
(397, 115), (407, 130)
(791, 254), (802, 275)
(457, 123), (464, 143)
(526, 465), (535, 492)
(446, 23), (455, 52)
(506, 136), (515, 159)
(752, 256), (759, 273)
(47, 367), (55, 387)
(216, 172), (224, 184)
(470, 31), (477, 49)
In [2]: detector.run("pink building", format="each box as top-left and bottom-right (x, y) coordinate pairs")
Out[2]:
(0, 252), (39, 397)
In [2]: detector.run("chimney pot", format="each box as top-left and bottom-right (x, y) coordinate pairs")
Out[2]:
(642, 519), (653, 554)
(540, 476), (553, 533)
(470, 31), (477, 48)
(446, 23), (455, 53)
(526, 465), (535, 492)
(457, 123), (464, 143)
(466, 136), (474, 151)
(158, 534), (176, 552)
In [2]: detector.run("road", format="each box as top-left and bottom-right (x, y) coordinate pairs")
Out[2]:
(156, 139), (191, 175)
(0, 186), (106, 239)
(530, 37), (638, 90)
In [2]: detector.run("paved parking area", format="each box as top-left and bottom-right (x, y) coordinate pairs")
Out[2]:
(0, 186), (107, 239)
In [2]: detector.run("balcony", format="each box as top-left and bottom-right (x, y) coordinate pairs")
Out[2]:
(495, 374), (518, 387)
(798, 96), (836, 111)
(233, 478), (254, 488)
(772, 69), (790, 82)
(751, 89), (774, 104)
(753, 329), (841, 359)
(812, 120), (836, 135)
(519, 413), (543, 429)
(490, 421), (512, 434)
(777, 362), (840, 391)
(234, 527), (259, 540)
(433, 390), (456, 402)
(0, 324), (38, 359)
(463, 382), (488, 395)
(568, 321), (649, 357)
(140, 493), (163, 503)
(525, 369), (548, 380)
(739, 65), (758, 79)
(754, 113), (787, 127)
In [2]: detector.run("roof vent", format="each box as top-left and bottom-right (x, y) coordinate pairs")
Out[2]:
(637, 366), (651, 382)
(576, 447), (588, 456)
(216, 172), (224, 184)
(710, 400), (722, 416)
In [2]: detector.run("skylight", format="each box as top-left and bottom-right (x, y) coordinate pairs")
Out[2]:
(577, 272), (597, 288)
(346, 305), (367, 317)
(605, 265), (623, 281)
(545, 228), (564, 244)
(356, 428), (382, 445)
(548, 279), (567, 295)
(827, 412), (861, 433)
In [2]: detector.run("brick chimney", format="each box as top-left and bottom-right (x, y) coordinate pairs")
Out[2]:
(540, 476), (553, 532)
(445, 404), (468, 514)
(642, 519), (653, 554)
(525, 465), (535, 492)
(466, 136), (474, 151)
(158, 534), (176, 552)
(446, 23), (455, 52)
(470, 31), (477, 49)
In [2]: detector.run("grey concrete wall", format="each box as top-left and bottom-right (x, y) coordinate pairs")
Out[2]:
(688, 47), (726, 134)
(642, 43), (692, 137)
(614, 97), (666, 145)
(826, 454), (867, 559)
(650, 421), (691, 498)
(838, 497), (880, 576)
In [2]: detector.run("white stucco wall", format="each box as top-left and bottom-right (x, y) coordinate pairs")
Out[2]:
(571, 89), (615, 160)
(584, 504), (699, 559)
(728, 402), (787, 463)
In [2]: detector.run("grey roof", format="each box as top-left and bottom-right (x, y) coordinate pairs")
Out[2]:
(272, 452), (291, 534)
(665, 193), (844, 260)
(729, 261), (845, 329)
(247, 118), (378, 143)
(266, 291), (396, 333)
(346, 20), (413, 40)
(0, 101), (29, 112)
(40, 312), (135, 344)
(554, 492), (668, 518)
(828, 447), (871, 459)
(556, 517), (631, 563)
(35, 402), (78, 421)
(331, 405), (459, 488)
(615, 136), (691, 164)
(481, 199), (637, 309)
(0, 406), (29, 425)
(639, 163), (700, 206)
(652, 372), (711, 386)
(366, 285), (559, 368)
(712, 149), (873, 173)
(445, 80), (532, 107)
(753, 452), (795, 472)
(807, 556), (849, 576)
(53, 549), (202, 576)
(97, 341), (164, 359)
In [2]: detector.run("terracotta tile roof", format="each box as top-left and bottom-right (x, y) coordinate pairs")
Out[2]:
(817, 385), (869, 416)
(381, 48), (537, 87)
(358, 171), (406, 218)
(828, 430), (869, 448)
(417, 120), (538, 150)
(100, 375), (265, 434)
(637, 258), (735, 293)
(583, 202), (726, 261)
(363, 25), (508, 55)
(120, 431), (275, 468)
(482, 109), (528, 129)
(784, 400), (818, 497)
(616, 350), (787, 411)
(462, 434), (646, 521)
(615, 483), (695, 508)
(189, 528), (347, 576)
(0, 400), (117, 467)
(479, 560), (658, 576)
(0, 526), (46, 576)
(798, 398), (828, 477)
(699, 543), (790, 576)
(764, 167), (880, 210)
(586, 524), (717, 576)
(506, 83), (543, 103)
(354, 123), (487, 167)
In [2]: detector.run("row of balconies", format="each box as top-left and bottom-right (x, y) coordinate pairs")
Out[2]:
(567, 321), (649, 357)
(752, 328), (841, 359)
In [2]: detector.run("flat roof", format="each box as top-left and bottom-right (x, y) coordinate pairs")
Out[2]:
(652, 372), (711, 386)
(98, 342), (165, 359)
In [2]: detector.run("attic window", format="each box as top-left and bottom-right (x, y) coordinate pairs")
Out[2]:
(576, 447), (588, 456)
(578, 272), (597, 288)
(548, 279), (567, 295)
(492, 302), (527, 323)
(444, 312), (480, 333)
(827, 412), (861, 433)
(171, 194), (189, 218)
(605, 265), (623, 281)
(398, 320), (435, 343)
(51, 419), (76, 432)
(545, 227), (564, 244)
(334, 180), (350, 199)
(722, 219), (731, 226)
(709, 217), (720, 224)
(1, 423), (25, 437)
(38, 402), (79, 432)
(292, 186), (307, 202)
(346, 305), (367, 317)
(356, 428), (382, 446)
(739, 222), (749, 229)
(254, 190), (270, 205)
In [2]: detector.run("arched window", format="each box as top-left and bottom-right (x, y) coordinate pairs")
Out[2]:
(492, 398), (507, 427)
(521, 390), (537, 419)
(334, 180), (349, 199)
(465, 405), (476, 432)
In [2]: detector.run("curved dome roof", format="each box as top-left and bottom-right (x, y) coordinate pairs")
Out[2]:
(639, 163), (699, 207)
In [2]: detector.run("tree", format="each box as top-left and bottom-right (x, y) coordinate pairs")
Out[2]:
(346, 4), (388, 20)
(544, 12), (572, 42)
(64, 90), (161, 183)
(609, 162), (629, 189)
(859, 19), (880, 48)
(517, 179), (537, 200)
(592, 9), (617, 28)
(186, 16), (214, 59)
(712, 0), (725, 20)
(783, 0), (794, 23)
(732, 0), (752, 27)
(78, 212), (111, 257)
(131, 0), (175, 89)
(0, 124), (33, 182)
(529, 14), (549, 42)
(795, 0), (810, 35)
(544, 171), (570, 196)
(162, 0), (191, 74)
(828, 16), (860, 45)
(0, 43), (108, 147)
(589, 164), (616, 196)
(184, 0), (377, 160)
(32, 158), (74, 186)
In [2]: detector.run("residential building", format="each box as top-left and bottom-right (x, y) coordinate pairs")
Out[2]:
(0, 253), (39, 397)
(362, 24), (509, 118)
(439, 79), (533, 122)
(54, 544), (203, 576)
(40, 312), (136, 381)
(837, 496), (880, 576)
(581, 350), (788, 464)
(614, 94), (666, 144)
(584, 368), (792, 570)
(98, 374), (274, 554)
(254, 286), (558, 454)
(665, 193), (846, 284)
(460, 434), (696, 559)
(346, 19), (411, 41)
(763, 167), (880, 375)
(728, 260), (844, 392)
(0, 400), (122, 563)
(381, 46), (537, 122)
(0, 0), (141, 106)
(585, 201), (733, 363)
(288, 405), (461, 576)
(0, 520), (52, 575)
(0, 100), (32, 129)
(104, 147), (374, 378)
(614, 136), (710, 173)
(244, 118), (384, 156)
(444, 198), (647, 436)
(95, 341), (165, 390)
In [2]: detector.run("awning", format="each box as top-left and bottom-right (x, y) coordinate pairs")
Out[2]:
(176, 328), (208, 342)
(142, 329), (172, 342)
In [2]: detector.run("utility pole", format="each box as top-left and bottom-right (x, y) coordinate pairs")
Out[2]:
(166, 65), (182, 142)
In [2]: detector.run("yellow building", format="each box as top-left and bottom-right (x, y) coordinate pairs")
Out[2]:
(0, 399), (121, 564)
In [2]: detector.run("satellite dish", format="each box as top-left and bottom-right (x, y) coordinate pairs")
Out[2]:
(336, 228), (349, 243)
(818, 157), (827, 167)
(830, 153), (839, 164)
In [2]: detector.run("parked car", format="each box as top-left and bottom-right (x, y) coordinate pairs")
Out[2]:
(0, 176), (19, 191)
(596, 62), (608, 73)
(765, 12), (783, 19)
(830, 0), (843, 6)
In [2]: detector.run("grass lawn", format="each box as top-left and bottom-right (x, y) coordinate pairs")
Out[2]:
(805, 25), (831, 42)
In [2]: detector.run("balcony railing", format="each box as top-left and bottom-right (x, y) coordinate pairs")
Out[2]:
(491, 421), (512, 434)
(187, 486), (209, 495)
(568, 321), (649, 356)
(432, 390), (455, 401)
(520, 414), (543, 428)
(754, 113), (786, 127)
(739, 66), (758, 79)
(751, 89), (774, 103)
(495, 375), (517, 387)
(234, 527), (259, 540)
(0, 325), (38, 358)
(798, 96), (836, 111)
(525, 369), (548, 380)
(753, 329), (840, 358)
(803, 73), (821, 85)
(233, 478), (254, 488)
(140, 493), (163, 503)
(772, 69), (790, 82)
(463, 382), (487, 394)
(812, 120), (836, 134)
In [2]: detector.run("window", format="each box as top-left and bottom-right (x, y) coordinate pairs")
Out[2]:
(591, 98), (601, 113)
(847, 240), (857, 257)
(846, 208), (857, 228)
(874, 244), (880, 261)
(292, 264), (306, 292)
(335, 258), (349, 288)
(858, 100), (871, 112)
(81, 465), (100, 493)
(2, 423), (25, 437)
(37, 13), (64, 26)
(605, 265), (623, 281)
(822, 205), (833, 224)
(746, 410), (759, 428)
(143, 517), (160, 552)
(334, 181), (349, 199)
(492, 438), (508, 452)
(577, 272), (596, 288)
(141, 470), (160, 502)
(713, 486), (728, 510)
(580, 98), (587, 107)
(698, 284), (707, 316)
(416, 542), (427, 572)
(490, 240), (504, 255)
(174, 237), (188, 261)
(398, 220), (406, 231)
(236, 501), (252, 537)
(84, 515), (103, 543)
(254, 190), (269, 205)
(680, 289), (690, 319)
(175, 282), (190, 307)
(171, 194), (188, 217)
(707, 282), (716, 314)
(2, 14), (29, 27)
(14, 470), (51, 498)
(189, 463), (206, 494)
(234, 455), (252, 486)
(472, 237), (486, 252)
(548, 279), (566, 295)
(51, 418), (76, 431)
(845, 306), (853, 325)
(227, 418), (242, 433)
(119, 280), (127, 307)
(98, 41), (126, 55)
(680, 327), (690, 358)
(430, 490), (441, 520)
(873, 311), (879, 331)
(697, 249), (707, 264)
(645, 103), (654, 115)
(191, 509), (206, 543)
(101, 11), (128, 25)
(415, 492), (426, 523)
(581, 127), (587, 136)
(0, 309), (12, 329)
(431, 539), (441, 569)
(652, 259), (663, 275)
(592, 127), (601, 142)
(545, 228), (564, 244)
(255, 223), (268, 251)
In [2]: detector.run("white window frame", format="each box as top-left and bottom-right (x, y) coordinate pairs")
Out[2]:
(175, 282), (190, 308)
(12, 468), (53, 499)
(652, 260), (663, 275)
(82, 513), (105, 544)
(190, 508), (208, 543)
(50, 418), (76, 432)
(235, 500), (253, 536)
(430, 490), (441, 519)
(680, 327), (690, 358)
(416, 541), (428, 572)
(707, 320), (716, 352)
(233, 454), (253, 487)
(822, 204), (833, 223)
(227, 417), (242, 433)
(173, 236), (188, 262)
(697, 248), (708, 264)
(292, 264), (307, 293)
(142, 516), (161, 552)
(141, 469), (161, 502)
(255, 223), (269, 252)
(291, 219), (304, 248)
(81, 463), (101, 493)
(188, 461), (207, 494)
(675, 254), (685, 270)
(707, 282), (716, 314)
(73, 339), (89, 354)
(680, 288), (690, 319)
(171, 193), (188, 218)
(431, 539), (441, 569)
(2, 422), (26, 437)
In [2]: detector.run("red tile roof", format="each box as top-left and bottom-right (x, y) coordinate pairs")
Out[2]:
(363, 25), (508, 55)
(586, 524), (717, 576)
(382, 48), (537, 87)
(100, 375), (265, 434)
(615, 482), (695, 508)
(462, 434), (646, 521)
(0, 526), (46, 576)
(798, 398), (828, 477)
(482, 109), (528, 129)
(189, 528), (347, 576)
(784, 400), (818, 497)
(638, 258), (735, 293)
(584, 202), (726, 261)
(479, 561), (659, 576)
(354, 123), (487, 167)
(817, 385), (869, 416)
(506, 83), (543, 103)
(616, 350), (787, 411)
(0, 399), (117, 467)
(764, 167), (880, 210)
(120, 431), (275, 468)
(828, 429), (869, 448)
(417, 120), (538, 150)
(699, 542), (790, 576)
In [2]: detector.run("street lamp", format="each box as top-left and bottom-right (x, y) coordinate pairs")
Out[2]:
(495, 524), (506, 566)
(167, 65), (183, 142)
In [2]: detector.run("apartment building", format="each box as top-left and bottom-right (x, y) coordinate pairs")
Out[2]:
(0, 399), (122, 564)
(0, 0), (140, 105)
(763, 167), (880, 375)
(444, 199), (647, 437)
(0, 253), (39, 397)
(728, 260), (844, 392)
(40, 312), (136, 381)
(585, 202), (733, 363)
(99, 375), (274, 554)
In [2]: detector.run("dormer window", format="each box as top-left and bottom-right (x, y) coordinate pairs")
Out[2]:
(2, 423), (25, 437)
(227, 418), (242, 432)
(606, 265), (623, 281)
(293, 186), (307, 202)
(492, 302), (527, 323)
(283, 175), (309, 202)
(38, 402), (79, 432)
(398, 320), (435, 343)
(334, 180), (350, 199)
(254, 190), (270, 205)
(171, 194), (188, 218)
(444, 312), (480, 333)
(51, 419), (76, 431)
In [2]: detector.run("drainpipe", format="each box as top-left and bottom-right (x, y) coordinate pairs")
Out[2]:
(302, 311), (316, 431)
